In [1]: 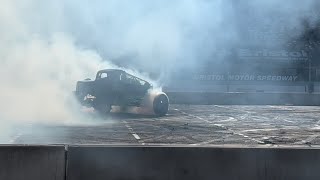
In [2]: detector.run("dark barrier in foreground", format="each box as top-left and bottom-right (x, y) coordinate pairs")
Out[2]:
(0, 145), (65, 180)
(166, 92), (320, 105)
(67, 146), (320, 180)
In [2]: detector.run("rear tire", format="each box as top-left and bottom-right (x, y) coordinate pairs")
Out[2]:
(153, 94), (169, 116)
(93, 103), (111, 116)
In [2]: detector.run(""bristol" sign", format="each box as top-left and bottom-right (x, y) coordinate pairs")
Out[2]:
(237, 49), (309, 61)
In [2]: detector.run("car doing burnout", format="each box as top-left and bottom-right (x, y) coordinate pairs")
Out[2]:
(74, 69), (169, 116)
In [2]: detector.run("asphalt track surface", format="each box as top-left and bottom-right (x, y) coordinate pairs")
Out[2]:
(5, 105), (320, 146)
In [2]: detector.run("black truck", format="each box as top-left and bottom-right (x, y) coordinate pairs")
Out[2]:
(74, 69), (169, 116)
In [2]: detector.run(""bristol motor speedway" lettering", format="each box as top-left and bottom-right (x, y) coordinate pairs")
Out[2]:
(193, 74), (299, 81)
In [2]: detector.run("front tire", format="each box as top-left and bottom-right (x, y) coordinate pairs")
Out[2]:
(153, 94), (169, 116)
(93, 103), (111, 116)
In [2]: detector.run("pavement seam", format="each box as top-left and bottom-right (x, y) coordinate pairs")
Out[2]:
(9, 132), (23, 144)
(297, 119), (320, 145)
(297, 134), (319, 145)
(174, 108), (265, 145)
(213, 105), (252, 114)
(8, 123), (32, 144)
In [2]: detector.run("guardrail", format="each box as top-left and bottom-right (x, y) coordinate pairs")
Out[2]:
(166, 92), (320, 105)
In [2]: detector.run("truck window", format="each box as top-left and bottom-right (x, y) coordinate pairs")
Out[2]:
(100, 73), (108, 79)
(124, 73), (148, 86)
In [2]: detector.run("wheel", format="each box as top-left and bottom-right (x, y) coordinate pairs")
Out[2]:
(153, 94), (169, 116)
(73, 91), (86, 105)
(119, 106), (129, 112)
(93, 103), (111, 115)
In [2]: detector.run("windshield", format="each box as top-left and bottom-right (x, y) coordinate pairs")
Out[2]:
(1, 0), (320, 148)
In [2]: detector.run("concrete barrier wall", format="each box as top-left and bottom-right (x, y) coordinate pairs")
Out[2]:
(163, 82), (311, 93)
(67, 146), (320, 180)
(1, 145), (320, 180)
(0, 145), (65, 180)
(166, 92), (320, 105)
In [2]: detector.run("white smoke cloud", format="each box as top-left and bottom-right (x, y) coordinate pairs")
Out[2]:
(0, 35), (111, 122)
(0, 0), (114, 126)
(63, 0), (235, 73)
(61, 0), (320, 76)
